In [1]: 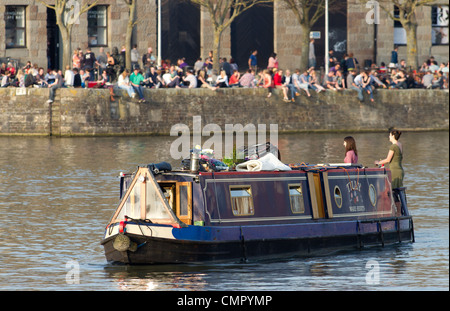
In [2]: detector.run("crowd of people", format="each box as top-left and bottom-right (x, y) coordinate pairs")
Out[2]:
(0, 45), (448, 104)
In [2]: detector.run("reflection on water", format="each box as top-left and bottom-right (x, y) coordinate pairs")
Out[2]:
(0, 131), (448, 291)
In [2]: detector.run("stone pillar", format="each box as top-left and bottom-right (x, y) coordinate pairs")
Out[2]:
(376, 2), (394, 66)
(347, 0), (375, 68)
(200, 6), (231, 60)
(273, 1), (303, 70)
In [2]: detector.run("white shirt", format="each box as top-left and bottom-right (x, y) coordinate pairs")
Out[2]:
(216, 74), (228, 86)
(309, 42), (315, 59)
(131, 49), (139, 63)
(162, 73), (172, 85)
(118, 74), (130, 87)
(1, 75), (9, 87)
(184, 74), (197, 88)
(64, 70), (75, 86)
(354, 74), (364, 87)
(194, 60), (204, 72)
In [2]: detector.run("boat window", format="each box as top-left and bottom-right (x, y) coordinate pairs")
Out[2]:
(334, 186), (343, 208)
(289, 184), (305, 214)
(116, 178), (142, 220)
(160, 183), (176, 211)
(179, 185), (189, 216)
(145, 179), (171, 220)
(369, 184), (377, 207)
(230, 186), (254, 216)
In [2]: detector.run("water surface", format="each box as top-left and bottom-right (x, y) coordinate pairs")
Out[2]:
(0, 131), (448, 291)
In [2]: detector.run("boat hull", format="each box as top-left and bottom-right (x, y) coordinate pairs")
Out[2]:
(101, 217), (414, 264)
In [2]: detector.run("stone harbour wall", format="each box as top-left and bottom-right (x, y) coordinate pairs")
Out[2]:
(0, 87), (448, 136)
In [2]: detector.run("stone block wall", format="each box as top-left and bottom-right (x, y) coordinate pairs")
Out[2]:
(0, 87), (448, 137)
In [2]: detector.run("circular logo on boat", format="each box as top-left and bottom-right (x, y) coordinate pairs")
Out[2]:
(334, 186), (343, 208)
(369, 184), (377, 207)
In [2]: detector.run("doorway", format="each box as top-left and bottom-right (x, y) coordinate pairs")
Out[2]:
(231, 4), (274, 70)
(310, 1), (348, 68)
(159, 181), (192, 225)
(46, 8), (61, 70)
(161, 0), (200, 66)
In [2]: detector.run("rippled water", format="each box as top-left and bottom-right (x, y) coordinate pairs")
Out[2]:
(0, 131), (448, 291)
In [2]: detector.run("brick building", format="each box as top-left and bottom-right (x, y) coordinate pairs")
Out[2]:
(0, 0), (448, 71)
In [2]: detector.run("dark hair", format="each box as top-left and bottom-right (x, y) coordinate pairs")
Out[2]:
(390, 129), (402, 140)
(344, 136), (358, 156)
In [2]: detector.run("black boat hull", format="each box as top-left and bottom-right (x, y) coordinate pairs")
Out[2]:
(102, 222), (414, 264)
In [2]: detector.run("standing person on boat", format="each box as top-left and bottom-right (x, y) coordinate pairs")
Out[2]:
(375, 129), (404, 215)
(343, 136), (358, 164)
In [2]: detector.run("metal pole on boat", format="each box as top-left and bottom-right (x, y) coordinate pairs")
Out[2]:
(325, 0), (329, 76)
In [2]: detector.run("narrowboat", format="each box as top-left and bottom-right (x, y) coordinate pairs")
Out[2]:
(101, 150), (414, 264)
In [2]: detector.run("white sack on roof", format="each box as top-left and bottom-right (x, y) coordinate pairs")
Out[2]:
(236, 153), (292, 172)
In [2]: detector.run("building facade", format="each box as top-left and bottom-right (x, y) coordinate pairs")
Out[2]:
(1, 0), (448, 72)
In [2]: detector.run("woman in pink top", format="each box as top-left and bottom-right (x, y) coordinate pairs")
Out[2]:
(267, 53), (279, 70)
(343, 136), (358, 164)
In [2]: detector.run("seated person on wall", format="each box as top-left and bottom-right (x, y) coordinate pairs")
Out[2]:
(142, 66), (159, 88)
(369, 70), (387, 89)
(323, 70), (341, 91)
(162, 66), (181, 88)
(229, 70), (241, 87)
(216, 70), (229, 88)
(92, 70), (115, 101)
(24, 71), (38, 88)
(64, 65), (75, 87)
(46, 69), (63, 103)
(197, 70), (217, 90)
(45, 70), (56, 85)
(117, 68), (136, 98)
(389, 70), (408, 89)
(239, 69), (255, 88)
(431, 71), (445, 89)
(129, 66), (146, 103)
(72, 68), (82, 88)
(35, 68), (48, 88)
(1, 71), (11, 87)
(181, 68), (197, 88)
(296, 69), (312, 97)
(336, 70), (346, 89)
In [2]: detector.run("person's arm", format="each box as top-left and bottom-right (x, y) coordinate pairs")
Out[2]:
(50, 76), (59, 87)
(373, 76), (386, 88)
(263, 76), (271, 88)
(375, 150), (394, 165)
(129, 75), (139, 87)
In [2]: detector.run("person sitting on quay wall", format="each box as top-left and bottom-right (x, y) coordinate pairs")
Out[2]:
(0, 49), (447, 104)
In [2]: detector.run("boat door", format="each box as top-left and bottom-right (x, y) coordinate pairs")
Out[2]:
(307, 172), (326, 219)
(158, 181), (193, 225)
(176, 182), (192, 225)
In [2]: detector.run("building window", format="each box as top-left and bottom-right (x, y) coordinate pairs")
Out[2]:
(5, 6), (26, 48)
(432, 6), (449, 45)
(289, 184), (305, 214)
(88, 5), (107, 47)
(230, 186), (254, 216)
(393, 6), (407, 46)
